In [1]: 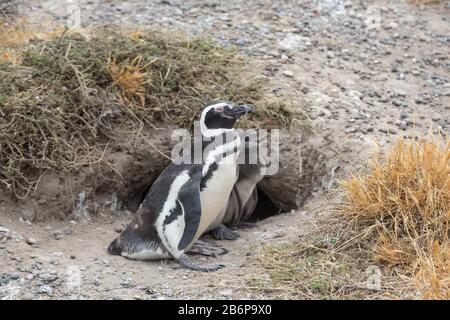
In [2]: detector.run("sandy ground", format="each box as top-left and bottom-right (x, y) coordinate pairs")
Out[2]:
(0, 0), (449, 299)
(0, 205), (319, 299)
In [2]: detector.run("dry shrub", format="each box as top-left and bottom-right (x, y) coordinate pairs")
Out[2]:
(341, 138), (449, 299)
(0, 27), (306, 199)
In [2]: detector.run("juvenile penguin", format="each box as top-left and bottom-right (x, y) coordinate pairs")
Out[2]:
(107, 101), (253, 271)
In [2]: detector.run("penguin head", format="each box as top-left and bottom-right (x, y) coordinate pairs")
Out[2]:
(238, 130), (268, 182)
(200, 101), (254, 137)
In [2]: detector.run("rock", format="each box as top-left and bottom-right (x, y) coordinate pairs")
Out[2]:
(39, 273), (58, 283)
(400, 122), (407, 130)
(392, 100), (402, 107)
(219, 289), (233, 297)
(54, 234), (64, 240)
(26, 238), (38, 246)
(0, 226), (10, 235)
(232, 38), (247, 46)
(279, 34), (311, 51)
(9, 272), (20, 280)
(114, 225), (123, 233)
(282, 70), (294, 77)
(50, 229), (63, 239)
(62, 227), (73, 235)
(37, 285), (53, 295)
(21, 293), (34, 300)
(50, 228), (72, 240)
(396, 121), (407, 130)
(91, 276), (102, 286)
(22, 209), (36, 222)
(345, 127), (357, 134)
(49, 259), (60, 265)
(120, 277), (133, 288)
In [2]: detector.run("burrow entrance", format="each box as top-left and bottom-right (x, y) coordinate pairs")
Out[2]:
(1, 129), (328, 222)
(123, 180), (283, 224)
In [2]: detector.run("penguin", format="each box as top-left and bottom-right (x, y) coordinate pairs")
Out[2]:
(206, 130), (267, 240)
(108, 101), (253, 272)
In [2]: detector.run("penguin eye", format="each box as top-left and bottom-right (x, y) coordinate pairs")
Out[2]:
(215, 106), (225, 112)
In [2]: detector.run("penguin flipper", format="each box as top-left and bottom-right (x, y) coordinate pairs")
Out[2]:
(176, 168), (203, 251)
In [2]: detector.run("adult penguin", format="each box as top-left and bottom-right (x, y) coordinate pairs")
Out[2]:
(107, 101), (253, 271)
(206, 130), (268, 240)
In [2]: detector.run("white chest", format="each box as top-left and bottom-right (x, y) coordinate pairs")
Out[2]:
(196, 158), (237, 239)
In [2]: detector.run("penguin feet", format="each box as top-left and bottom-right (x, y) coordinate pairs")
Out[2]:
(177, 253), (225, 272)
(211, 224), (240, 240)
(188, 240), (228, 257)
(237, 221), (257, 229)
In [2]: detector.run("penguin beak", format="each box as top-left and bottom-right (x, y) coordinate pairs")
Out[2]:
(229, 104), (254, 117)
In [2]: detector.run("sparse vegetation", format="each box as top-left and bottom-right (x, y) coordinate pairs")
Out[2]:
(252, 138), (449, 299)
(0, 26), (305, 199)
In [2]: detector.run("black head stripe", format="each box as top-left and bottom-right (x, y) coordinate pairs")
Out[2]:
(204, 108), (237, 130)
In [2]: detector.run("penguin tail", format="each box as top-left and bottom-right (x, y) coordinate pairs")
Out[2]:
(107, 237), (123, 256)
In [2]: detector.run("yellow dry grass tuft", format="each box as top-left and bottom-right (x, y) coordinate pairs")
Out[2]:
(415, 240), (449, 299)
(341, 137), (449, 299)
(128, 30), (143, 40)
(108, 55), (150, 107)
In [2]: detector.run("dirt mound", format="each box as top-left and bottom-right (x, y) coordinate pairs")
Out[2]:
(0, 27), (326, 220)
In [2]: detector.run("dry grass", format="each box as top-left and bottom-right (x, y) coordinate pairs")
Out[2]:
(0, 26), (307, 199)
(248, 211), (406, 299)
(0, 18), (35, 47)
(341, 138), (449, 299)
(108, 55), (150, 106)
(251, 137), (449, 299)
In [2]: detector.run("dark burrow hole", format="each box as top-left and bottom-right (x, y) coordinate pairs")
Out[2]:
(247, 187), (282, 222)
(124, 181), (282, 223)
